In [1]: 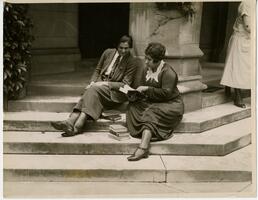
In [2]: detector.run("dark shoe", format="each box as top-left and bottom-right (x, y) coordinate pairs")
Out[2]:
(61, 124), (84, 137)
(234, 101), (246, 108)
(234, 88), (246, 108)
(51, 121), (74, 136)
(127, 146), (149, 161)
(61, 131), (77, 137)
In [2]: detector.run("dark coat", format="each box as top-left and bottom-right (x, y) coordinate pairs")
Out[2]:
(90, 48), (138, 103)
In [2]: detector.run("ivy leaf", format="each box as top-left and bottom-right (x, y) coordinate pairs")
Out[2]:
(4, 3), (33, 99)
(4, 72), (7, 80)
(6, 70), (11, 78)
(17, 20), (25, 27)
(17, 82), (23, 88)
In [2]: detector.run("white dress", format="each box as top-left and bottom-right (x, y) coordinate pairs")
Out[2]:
(220, 2), (251, 89)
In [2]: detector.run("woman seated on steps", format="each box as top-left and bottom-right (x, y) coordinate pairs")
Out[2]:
(126, 42), (184, 161)
(50, 35), (138, 137)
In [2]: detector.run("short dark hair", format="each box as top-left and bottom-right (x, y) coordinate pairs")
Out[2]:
(145, 42), (166, 63)
(118, 35), (133, 48)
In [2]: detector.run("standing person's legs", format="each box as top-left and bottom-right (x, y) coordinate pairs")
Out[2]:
(234, 88), (246, 108)
(225, 86), (231, 97)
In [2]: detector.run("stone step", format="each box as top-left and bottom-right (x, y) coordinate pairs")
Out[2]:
(8, 93), (250, 112)
(3, 118), (251, 156)
(4, 145), (252, 182)
(28, 83), (86, 96)
(201, 62), (224, 86)
(201, 89), (250, 109)
(202, 89), (230, 108)
(28, 69), (93, 96)
(7, 95), (128, 113)
(4, 99), (251, 133)
(8, 91), (231, 112)
(8, 96), (80, 112)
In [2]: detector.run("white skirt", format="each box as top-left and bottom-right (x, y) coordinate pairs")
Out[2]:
(220, 33), (251, 89)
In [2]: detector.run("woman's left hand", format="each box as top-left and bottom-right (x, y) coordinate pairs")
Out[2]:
(93, 81), (108, 87)
(136, 86), (149, 92)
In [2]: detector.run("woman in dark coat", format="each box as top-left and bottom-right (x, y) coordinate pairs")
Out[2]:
(126, 42), (184, 161)
(51, 35), (137, 137)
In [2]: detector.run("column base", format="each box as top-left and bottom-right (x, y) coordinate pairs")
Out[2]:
(178, 75), (207, 112)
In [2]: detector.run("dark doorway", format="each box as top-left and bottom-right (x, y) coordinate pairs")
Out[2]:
(199, 2), (229, 62)
(79, 3), (130, 58)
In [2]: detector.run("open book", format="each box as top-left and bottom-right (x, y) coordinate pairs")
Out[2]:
(119, 85), (146, 102)
(118, 85), (137, 94)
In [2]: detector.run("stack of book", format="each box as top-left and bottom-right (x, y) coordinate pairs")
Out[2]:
(108, 124), (130, 141)
(102, 110), (122, 121)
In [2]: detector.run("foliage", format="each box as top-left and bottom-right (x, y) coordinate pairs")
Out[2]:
(156, 2), (196, 21)
(4, 3), (34, 99)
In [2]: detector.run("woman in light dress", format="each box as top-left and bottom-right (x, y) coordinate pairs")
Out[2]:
(220, 1), (251, 108)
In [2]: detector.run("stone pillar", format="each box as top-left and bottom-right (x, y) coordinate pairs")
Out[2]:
(129, 3), (206, 112)
(28, 4), (81, 75)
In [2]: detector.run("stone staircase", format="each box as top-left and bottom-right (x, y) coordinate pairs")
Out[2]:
(3, 72), (253, 196)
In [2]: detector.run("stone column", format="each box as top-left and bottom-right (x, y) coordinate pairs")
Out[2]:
(28, 4), (81, 75)
(129, 3), (206, 112)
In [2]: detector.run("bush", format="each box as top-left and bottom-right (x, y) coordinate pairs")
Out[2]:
(4, 3), (34, 99)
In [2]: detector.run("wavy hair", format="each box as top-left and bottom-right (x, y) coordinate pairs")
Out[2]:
(145, 42), (166, 63)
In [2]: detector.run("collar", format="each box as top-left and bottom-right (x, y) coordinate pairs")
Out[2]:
(146, 60), (165, 82)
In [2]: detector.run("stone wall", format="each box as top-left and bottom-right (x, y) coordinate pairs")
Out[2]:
(28, 4), (80, 75)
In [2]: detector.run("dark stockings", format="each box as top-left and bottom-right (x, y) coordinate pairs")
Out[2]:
(127, 129), (152, 161)
(234, 88), (246, 108)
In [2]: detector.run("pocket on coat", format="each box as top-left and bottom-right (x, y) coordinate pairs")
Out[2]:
(241, 38), (250, 52)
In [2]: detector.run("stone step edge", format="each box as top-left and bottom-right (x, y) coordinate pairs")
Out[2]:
(7, 91), (232, 112)
(4, 146), (252, 183)
(3, 102), (251, 133)
(3, 133), (251, 156)
(3, 117), (251, 156)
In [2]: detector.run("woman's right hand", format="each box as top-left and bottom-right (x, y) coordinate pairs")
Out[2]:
(136, 86), (149, 93)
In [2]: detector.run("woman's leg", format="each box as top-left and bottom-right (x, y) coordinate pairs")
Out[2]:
(51, 111), (80, 133)
(234, 88), (246, 108)
(73, 112), (87, 134)
(139, 129), (152, 149)
(128, 128), (152, 161)
(67, 111), (81, 126)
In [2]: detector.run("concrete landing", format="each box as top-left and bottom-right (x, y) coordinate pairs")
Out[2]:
(4, 99), (251, 133)
(4, 181), (254, 198)
(3, 117), (251, 156)
(4, 145), (252, 183)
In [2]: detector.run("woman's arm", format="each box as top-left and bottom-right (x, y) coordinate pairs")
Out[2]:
(144, 67), (177, 101)
(90, 49), (108, 82)
(108, 57), (138, 90)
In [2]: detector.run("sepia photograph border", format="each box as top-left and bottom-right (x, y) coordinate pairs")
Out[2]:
(1, 0), (257, 198)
